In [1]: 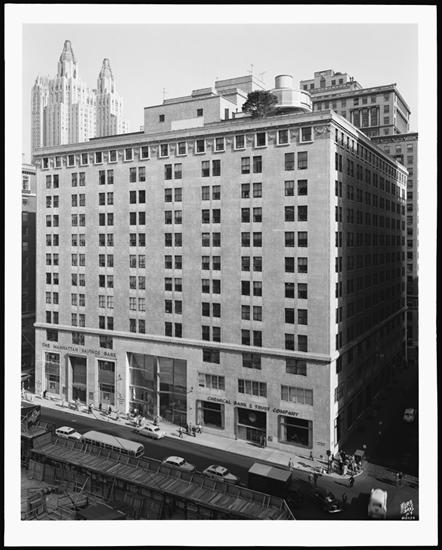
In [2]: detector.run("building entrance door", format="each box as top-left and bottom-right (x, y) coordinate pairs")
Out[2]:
(236, 407), (267, 444)
(69, 356), (87, 403)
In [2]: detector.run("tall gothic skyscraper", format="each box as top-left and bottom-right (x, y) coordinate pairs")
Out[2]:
(31, 40), (129, 156)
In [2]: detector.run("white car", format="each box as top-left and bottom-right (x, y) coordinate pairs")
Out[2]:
(55, 426), (82, 440)
(368, 488), (387, 519)
(202, 464), (240, 484)
(403, 408), (416, 423)
(134, 424), (166, 440)
(162, 456), (195, 472)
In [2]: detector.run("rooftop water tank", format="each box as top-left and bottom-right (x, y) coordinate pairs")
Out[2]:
(271, 74), (312, 113)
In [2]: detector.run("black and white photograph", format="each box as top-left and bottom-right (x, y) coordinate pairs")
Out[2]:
(5, 4), (437, 547)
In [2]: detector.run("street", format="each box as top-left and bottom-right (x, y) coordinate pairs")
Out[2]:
(40, 405), (418, 520)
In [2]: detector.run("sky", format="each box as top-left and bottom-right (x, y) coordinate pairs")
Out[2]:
(22, 23), (418, 162)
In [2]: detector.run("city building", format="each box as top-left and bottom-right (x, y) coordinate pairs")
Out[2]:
(22, 163), (37, 387)
(300, 69), (411, 138)
(299, 69), (418, 363)
(33, 75), (407, 455)
(372, 133), (418, 362)
(31, 40), (128, 156)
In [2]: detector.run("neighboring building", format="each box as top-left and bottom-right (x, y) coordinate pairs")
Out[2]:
(96, 58), (128, 138)
(299, 69), (418, 365)
(373, 133), (418, 363)
(31, 40), (128, 157)
(22, 163), (37, 387)
(33, 75), (407, 455)
(300, 69), (411, 138)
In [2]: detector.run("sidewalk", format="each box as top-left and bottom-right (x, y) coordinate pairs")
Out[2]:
(24, 391), (360, 481)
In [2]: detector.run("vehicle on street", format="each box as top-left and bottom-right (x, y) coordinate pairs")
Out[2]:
(311, 488), (342, 514)
(134, 424), (166, 440)
(202, 464), (240, 484)
(55, 426), (82, 440)
(368, 488), (387, 519)
(247, 462), (292, 497)
(403, 408), (416, 423)
(162, 456), (195, 472)
(82, 430), (144, 458)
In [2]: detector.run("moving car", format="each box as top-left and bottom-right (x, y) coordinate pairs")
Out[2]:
(134, 424), (166, 439)
(403, 408), (416, 423)
(202, 464), (240, 484)
(311, 488), (342, 514)
(161, 456), (195, 472)
(55, 426), (82, 440)
(368, 488), (387, 519)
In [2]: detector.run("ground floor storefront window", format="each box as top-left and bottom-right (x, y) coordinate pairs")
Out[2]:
(236, 407), (266, 444)
(196, 401), (224, 429)
(44, 352), (60, 394)
(279, 415), (312, 448)
(128, 352), (187, 424)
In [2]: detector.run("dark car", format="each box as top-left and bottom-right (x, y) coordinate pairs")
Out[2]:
(311, 488), (342, 513)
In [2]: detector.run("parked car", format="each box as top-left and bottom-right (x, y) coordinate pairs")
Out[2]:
(134, 424), (166, 439)
(202, 464), (240, 484)
(311, 488), (342, 513)
(162, 456), (195, 472)
(368, 488), (387, 519)
(403, 408), (416, 423)
(55, 426), (82, 440)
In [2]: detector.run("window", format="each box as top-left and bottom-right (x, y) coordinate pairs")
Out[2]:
(197, 108), (204, 117)
(298, 231), (308, 247)
(298, 180), (308, 195)
(285, 232), (295, 247)
(241, 157), (250, 174)
(298, 257), (308, 273)
(177, 142), (187, 156)
(241, 184), (250, 199)
(298, 309), (308, 325)
(253, 156), (262, 173)
(215, 137), (225, 152)
(81, 153), (89, 166)
(124, 148), (133, 161)
(278, 129), (289, 145)
(253, 232), (262, 247)
(203, 348), (220, 364)
(285, 180), (295, 196)
(285, 152), (295, 171)
(241, 232), (250, 247)
(196, 139), (205, 154)
(297, 151), (308, 169)
(159, 114), (165, 123)
(285, 206), (295, 222)
(235, 135), (245, 150)
(255, 132), (266, 147)
(297, 205), (308, 221)
(160, 144), (168, 157)
(238, 379), (267, 398)
(281, 385), (313, 405)
(253, 182), (262, 198)
(199, 373), (225, 391)
(201, 161), (210, 177)
(174, 164), (182, 179)
(286, 358), (307, 376)
(212, 159), (221, 176)
(298, 335), (308, 351)
(301, 127), (312, 142)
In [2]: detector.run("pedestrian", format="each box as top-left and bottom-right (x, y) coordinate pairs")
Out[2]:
(178, 426), (183, 438)
(99, 402), (102, 412)
(43, 389), (47, 399)
(308, 473), (314, 486)
(88, 404), (92, 414)
(191, 426), (196, 437)
(108, 405), (112, 415)
(349, 475), (355, 488)
(313, 473), (319, 486)
(196, 423), (202, 434)
(288, 458), (293, 470)
(309, 451), (313, 461)
(341, 493), (348, 509)
(398, 471), (403, 486)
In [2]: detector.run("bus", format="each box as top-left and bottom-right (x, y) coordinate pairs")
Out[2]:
(81, 430), (144, 459)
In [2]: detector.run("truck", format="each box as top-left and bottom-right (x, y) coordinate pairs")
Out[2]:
(247, 462), (292, 498)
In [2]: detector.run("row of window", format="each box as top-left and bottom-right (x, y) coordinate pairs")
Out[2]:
(41, 129), (315, 170)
